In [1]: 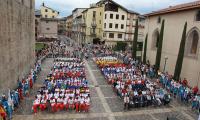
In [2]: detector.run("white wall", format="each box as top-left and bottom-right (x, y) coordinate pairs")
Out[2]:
(145, 9), (200, 87)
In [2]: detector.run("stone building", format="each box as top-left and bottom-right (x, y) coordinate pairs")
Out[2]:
(81, 5), (104, 44)
(35, 10), (41, 40)
(40, 3), (59, 18)
(40, 18), (58, 39)
(58, 17), (67, 35)
(144, 1), (200, 87)
(66, 15), (73, 38)
(0, 0), (35, 93)
(72, 8), (87, 46)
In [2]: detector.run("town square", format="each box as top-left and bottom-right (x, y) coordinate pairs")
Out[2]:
(0, 0), (200, 120)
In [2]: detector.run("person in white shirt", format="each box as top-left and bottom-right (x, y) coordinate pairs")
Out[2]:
(124, 95), (130, 110)
(79, 96), (85, 112)
(84, 96), (90, 112)
(68, 97), (74, 110)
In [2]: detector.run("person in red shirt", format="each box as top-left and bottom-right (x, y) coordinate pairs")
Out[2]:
(0, 104), (6, 120)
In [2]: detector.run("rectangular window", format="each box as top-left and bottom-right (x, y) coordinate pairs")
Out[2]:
(137, 42), (143, 51)
(121, 24), (124, 29)
(46, 28), (50, 30)
(105, 14), (107, 19)
(109, 23), (112, 28)
(116, 14), (119, 19)
(99, 20), (101, 24)
(115, 24), (118, 29)
(196, 11), (200, 21)
(104, 23), (106, 28)
(45, 9), (48, 12)
(100, 12), (101, 16)
(109, 33), (114, 38)
(110, 14), (113, 19)
(93, 11), (96, 18)
(103, 32), (106, 37)
(118, 34), (122, 38)
(45, 15), (48, 18)
(122, 15), (125, 20)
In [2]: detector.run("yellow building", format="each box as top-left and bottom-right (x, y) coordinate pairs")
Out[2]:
(40, 3), (59, 18)
(81, 5), (104, 44)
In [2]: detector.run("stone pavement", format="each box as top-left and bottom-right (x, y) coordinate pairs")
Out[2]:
(12, 44), (199, 120)
(13, 58), (199, 120)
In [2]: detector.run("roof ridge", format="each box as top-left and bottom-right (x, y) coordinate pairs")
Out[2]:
(146, 0), (200, 16)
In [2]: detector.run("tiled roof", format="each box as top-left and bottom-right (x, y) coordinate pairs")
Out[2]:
(35, 10), (41, 16)
(146, 0), (200, 16)
(97, 0), (139, 15)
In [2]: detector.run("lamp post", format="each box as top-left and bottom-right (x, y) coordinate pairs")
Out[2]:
(163, 56), (168, 73)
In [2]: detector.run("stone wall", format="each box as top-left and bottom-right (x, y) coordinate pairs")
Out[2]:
(0, 0), (35, 94)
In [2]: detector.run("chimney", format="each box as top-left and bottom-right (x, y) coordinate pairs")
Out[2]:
(42, 2), (45, 6)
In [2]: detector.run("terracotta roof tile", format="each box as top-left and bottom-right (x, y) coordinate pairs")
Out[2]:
(146, 0), (200, 16)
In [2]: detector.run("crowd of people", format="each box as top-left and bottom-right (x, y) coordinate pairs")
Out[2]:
(32, 58), (90, 113)
(0, 61), (41, 120)
(159, 72), (200, 112)
(94, 56), (170, 110)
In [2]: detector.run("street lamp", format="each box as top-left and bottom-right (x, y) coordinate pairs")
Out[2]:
(163, 56), (168, 73)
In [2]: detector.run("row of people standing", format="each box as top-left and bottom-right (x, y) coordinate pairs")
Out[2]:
(0, 61), (41, 120)
(159, 72), (200, 112)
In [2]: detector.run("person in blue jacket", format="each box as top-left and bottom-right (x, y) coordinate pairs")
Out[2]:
(2, 95), (12, 120)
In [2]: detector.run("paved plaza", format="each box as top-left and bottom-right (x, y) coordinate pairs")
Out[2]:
(12, 55), (199, 120)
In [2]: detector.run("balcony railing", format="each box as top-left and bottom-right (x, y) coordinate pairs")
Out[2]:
(90, 32), (96, 37)
(91, 21), (97, 28)
(81, 20), (86, 27)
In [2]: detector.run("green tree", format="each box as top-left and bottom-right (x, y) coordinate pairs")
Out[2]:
(132, 19), (139, 59)
(114, 41), (127, 51)
(174, 22), (187, 81)
(143, 34), (148, 63)
(155, 19), (165, 71)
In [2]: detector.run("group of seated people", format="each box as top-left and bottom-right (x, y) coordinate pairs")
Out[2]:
(32, 59), (90, 113)
(94, 56), (170, 109)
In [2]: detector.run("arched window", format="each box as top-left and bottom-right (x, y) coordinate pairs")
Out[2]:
(190, 30), (199, 54)
(152, 29), (160, 49)
(185, 28), (200, 57)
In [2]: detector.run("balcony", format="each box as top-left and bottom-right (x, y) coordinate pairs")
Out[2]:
(90, 32), (96, 37)
(91, 21), (97, 28)
(81, 20), (86, 27)
(81, 32), (86, 36)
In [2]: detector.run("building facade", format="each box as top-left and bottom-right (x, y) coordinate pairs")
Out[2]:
(66, 15), (73, 38)
(58, 17), (67, 35)
(40, 3), (59, 18)
(81, 5), (104, 44)
(0, 0), (35, 93)
(144, 1), (200, 87)
(40, 18), (58, 39)
(35, 10), (41, 40)
(72, 8), (87, 46)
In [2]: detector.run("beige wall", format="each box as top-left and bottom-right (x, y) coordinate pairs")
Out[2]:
(41, 6), (59, 18)
(145, 9), (200, 87)
(83, 6), (104, 43)
(40, 20), (58, 37)
(0, 0), (35, 93)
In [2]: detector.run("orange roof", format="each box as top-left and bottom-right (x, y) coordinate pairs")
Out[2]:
(146, 0), (200, 16)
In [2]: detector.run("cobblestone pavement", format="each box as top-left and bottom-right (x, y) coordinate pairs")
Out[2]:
(13, 45), (199, 120)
